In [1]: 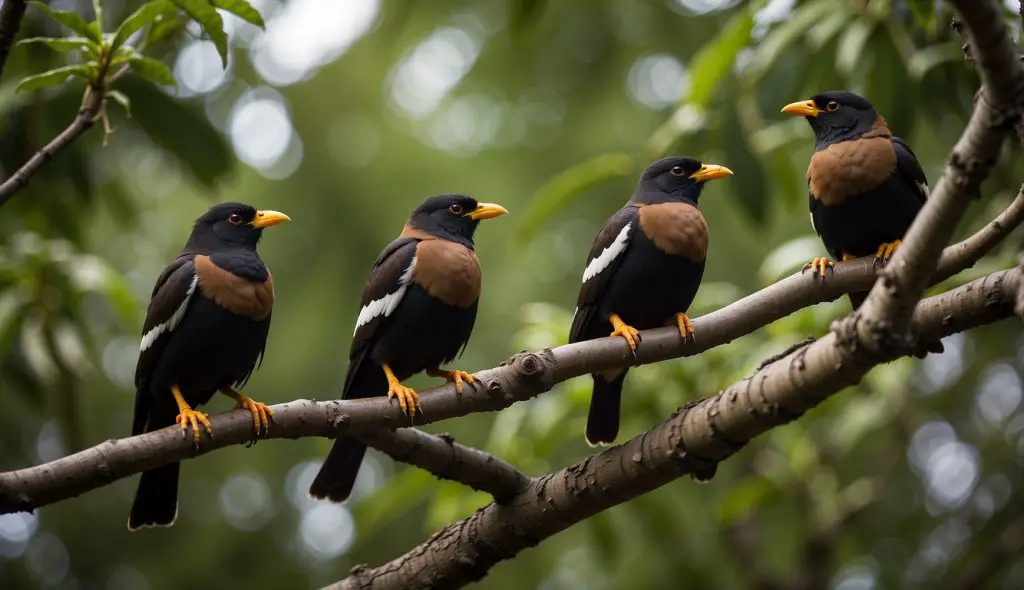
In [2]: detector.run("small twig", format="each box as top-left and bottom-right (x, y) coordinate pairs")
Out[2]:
(358, 429), (532, 503)
(0, 0), (26, 82)
(952, 14), (973, 65)
(0, 60), (110, 210)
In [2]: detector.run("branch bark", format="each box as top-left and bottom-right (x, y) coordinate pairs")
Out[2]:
(0, 0), (26, 82)
(357, 429), (531, 503)
(1, 192), (1020, 514)
(855, 0), (1024, 348)
(0, 78), (106, 210)
(326, 269), (1021, 590)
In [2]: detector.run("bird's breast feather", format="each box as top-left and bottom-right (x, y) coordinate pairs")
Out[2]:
(808, 137), (896, 206)
(637, 202), (708, 261)
(194, 255), (274, 320)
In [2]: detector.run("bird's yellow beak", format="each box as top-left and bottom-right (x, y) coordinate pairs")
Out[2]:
(466, 202), (509, 220)
(250, 210), (291, 228)
(689, 164), (734, 182)
(781, 99), (821, 117)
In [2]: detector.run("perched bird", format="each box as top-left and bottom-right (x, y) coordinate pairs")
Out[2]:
(308, 194), (508, 502)
(128, 203), (290, 531)
(569, 157), (732, 445)
(781, 91), (942, 354)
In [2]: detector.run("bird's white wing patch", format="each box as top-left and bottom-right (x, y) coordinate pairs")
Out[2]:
(916, 181), (929, 200)
(140, 274), (198, 352)
(353, 256), (417, 334)
(809, 211), (817, 235)
(582, 223), (631, 284)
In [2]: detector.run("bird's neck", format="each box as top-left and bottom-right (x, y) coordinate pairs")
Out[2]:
(400, 223), (475, 250)
(815, 115), (891, 151)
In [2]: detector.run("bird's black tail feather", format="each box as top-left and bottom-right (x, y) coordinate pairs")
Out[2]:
(128, 462), (180, 531)
(308, 438), (366, 502)
(586, 371), (627, 445)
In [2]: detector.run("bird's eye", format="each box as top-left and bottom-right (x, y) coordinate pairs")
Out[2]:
(669, 166), (686, 177)
(826, 100), (840, 112)
(448, 203), (464, 215)
(227, 213), (244, 225)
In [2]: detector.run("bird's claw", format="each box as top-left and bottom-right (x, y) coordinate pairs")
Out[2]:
(234, 395), (273, 444)
(801, 257), (834, 279)
(609, 313), (641, 364)
(429, 368), (477, 395)
(387, 382), (420, 418)
(175, 407), (213, 448)
(873, 240), (902, 267)
(675, 312), (695, 341)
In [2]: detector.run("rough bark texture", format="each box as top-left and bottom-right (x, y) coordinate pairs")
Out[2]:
(327, 271), (1019, 590)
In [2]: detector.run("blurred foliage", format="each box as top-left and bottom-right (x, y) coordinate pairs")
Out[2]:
(1, 1), (1024, 589)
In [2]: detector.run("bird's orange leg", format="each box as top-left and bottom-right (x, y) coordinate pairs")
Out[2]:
(873, 240), (902, 267)
(427, 366), (476, 395)
(802, 257), (834, 278)
(842, 252), (856, 261)
(220, 386), (273, 440)
(172, 384), (212, 446)
(609, 313), (641, 351)
(674, 312), (695, 341)
(382, 363), (419, 417)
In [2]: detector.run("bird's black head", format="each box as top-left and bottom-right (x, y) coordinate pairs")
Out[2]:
(632, 156), (733, 206)
(781, 91), (881, 148)
(184, 202), (290, 253)
(407, 194), (508, 247)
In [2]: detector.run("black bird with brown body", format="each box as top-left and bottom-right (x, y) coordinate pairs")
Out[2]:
(309, 194), (508, 503)
(569, 157), (732, 445)
(128, 203), (289, 531)
(782, 91), (941, 353)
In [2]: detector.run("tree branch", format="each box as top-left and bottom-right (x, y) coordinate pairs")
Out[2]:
(2, 192), (1020, 514)
(0, 77), (107, 210)
(855, 0), (1024, 346)
(357, 429), (531, 503)
(325, 269), (1021, 590)
(0, 0), (26, 82)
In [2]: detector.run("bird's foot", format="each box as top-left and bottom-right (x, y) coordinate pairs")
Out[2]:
(674, 312), (695, 341)
(802, 257), (834, 279)
(427, 367), (477, 395)
(842, 252), (856, 261)
(873, 240), (902, 267)
(382, 363), (419, 417)
(609, 313), (641, 363)
(235, 395), (273, 441)
(175, 407), (213, 447)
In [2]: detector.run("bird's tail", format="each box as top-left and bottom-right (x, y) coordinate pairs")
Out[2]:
(586, 371), (627, 446)
(128, 462), (180, 531)
(308, 438), (367, 503)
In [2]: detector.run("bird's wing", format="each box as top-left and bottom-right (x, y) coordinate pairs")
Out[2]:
(342, 237), (419, 399)
(892, 136), (929, 204)
(569, 207), (638, 343)
(132, 254), (199, 435)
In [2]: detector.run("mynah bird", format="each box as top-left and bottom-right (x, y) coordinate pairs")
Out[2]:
(781, 91), (942, 353)
(308, 194), (508, 502)
(569, 157), (732, 445)
(128, 203), (290, 530)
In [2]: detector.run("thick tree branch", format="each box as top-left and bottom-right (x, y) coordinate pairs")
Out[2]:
(0, 0), (25, 82)
(1, 195), (1020, 514)
(856, 0), (1024, 345)
(326, 270), (1021, 590)
(0, 78), (106, 210)
(357, 429), (532, 503)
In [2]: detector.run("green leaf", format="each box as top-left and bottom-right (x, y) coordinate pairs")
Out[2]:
(17, 36), (96, 54)
(212, 0), (265, 29)
(835, 19), (875, 76)
(106, 90), (131, 117)
(743, 0), (837, 82)
(16, 65), (93, 92)
(512, 153), (634, 248)
(28, 1), (102, 43)
(145, 9), (187, 46)
(908, 43), (964, 80)
(112, 0), (171, 52)
(684, 8), (754, 108)
(128, 56), (176, 87)
(172, 0), (228, 66)
(118, 76), (234, 186)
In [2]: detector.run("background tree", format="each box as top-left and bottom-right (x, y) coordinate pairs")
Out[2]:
(1, 1), (1023, 589)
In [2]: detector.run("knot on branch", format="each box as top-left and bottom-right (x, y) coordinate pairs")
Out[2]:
(947, 150), (996, 199)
